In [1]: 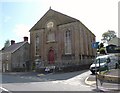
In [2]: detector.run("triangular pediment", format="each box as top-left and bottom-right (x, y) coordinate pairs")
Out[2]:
(29, 9), (79, 31)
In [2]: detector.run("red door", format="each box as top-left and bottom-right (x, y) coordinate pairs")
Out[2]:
(48, 49), (55, 64)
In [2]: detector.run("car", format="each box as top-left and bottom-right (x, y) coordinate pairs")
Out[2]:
(89, 54), (119, 74)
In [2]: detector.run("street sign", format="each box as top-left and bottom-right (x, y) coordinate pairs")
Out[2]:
(92, 42), (99, 48)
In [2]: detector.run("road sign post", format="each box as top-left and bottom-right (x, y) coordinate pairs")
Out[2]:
(92, 42), (99, 90)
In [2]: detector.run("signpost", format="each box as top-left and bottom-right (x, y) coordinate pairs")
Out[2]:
(92, 42), (99, 90)
(92, 42), (99, 49)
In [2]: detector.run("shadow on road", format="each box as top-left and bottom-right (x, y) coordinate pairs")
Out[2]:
(1, 70), (87, 84)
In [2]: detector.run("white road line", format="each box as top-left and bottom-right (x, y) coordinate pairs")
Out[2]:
(0, 86), (12, 93)
(85, 76), (96, 85)
(85, 76), (89, 84)
(0, 87), (9, 91)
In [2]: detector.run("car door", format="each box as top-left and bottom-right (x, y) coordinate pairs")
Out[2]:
(108, 56), (118, 69)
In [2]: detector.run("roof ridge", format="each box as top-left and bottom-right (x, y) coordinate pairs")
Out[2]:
(3, 41), (27, 53)
(12, 41), (27, 53)
(29, 9), (79, 31)
(50, 8), (79, 21)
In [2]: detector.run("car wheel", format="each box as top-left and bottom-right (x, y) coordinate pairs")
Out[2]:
(91, 70), (95, 75)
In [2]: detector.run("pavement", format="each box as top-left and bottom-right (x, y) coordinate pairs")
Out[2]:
(85, 69), (120, 92)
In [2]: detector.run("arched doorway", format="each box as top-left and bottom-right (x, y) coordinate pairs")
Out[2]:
(48, 48), (55, 64)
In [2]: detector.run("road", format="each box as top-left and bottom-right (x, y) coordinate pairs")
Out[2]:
(0, 70), (98, 92)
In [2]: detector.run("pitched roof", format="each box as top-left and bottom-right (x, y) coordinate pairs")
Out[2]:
(2, 41), (27, 53)
(29, 9), (79, 31)
(108, 37), (120, 46)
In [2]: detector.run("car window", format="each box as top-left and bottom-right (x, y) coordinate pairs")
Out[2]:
(94, 58), (107, 64)
(110, 56), (119, 63)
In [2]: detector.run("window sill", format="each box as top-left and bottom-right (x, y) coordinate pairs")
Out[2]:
(65, 53), (72, 55)
(46, 40), (56, 43)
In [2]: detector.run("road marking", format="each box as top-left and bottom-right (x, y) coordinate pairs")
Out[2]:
(37, 74), (45, 76)
(85, 76), (96, 85)
(0, 87), (12, 93)
(0, 87), (10, 92)
(0, 87), (9, 91)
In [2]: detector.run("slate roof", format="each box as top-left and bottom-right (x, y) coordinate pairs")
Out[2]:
(2, 41), (27, 53)
(108, 37), (120, 46)
(29, 9), (79, 31)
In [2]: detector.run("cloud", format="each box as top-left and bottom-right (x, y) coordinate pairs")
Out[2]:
(12, 24), (30, 42)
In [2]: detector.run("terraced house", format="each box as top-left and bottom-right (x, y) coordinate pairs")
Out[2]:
(2, 37), (30, 72)
(30, 9), (96, 70)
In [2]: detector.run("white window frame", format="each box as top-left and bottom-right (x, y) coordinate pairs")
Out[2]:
(64, 30), (72, 54)
(35, 33), (40, 56)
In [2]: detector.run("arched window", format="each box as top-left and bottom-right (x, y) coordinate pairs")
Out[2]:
(35, 33), (40, 56)
(64, 30), (72, 54)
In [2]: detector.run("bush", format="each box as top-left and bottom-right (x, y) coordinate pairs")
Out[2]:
(99, 48), (106, 54)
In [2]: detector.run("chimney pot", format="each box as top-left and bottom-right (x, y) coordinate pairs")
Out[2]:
(24, 37), (28, 41)
(11, 40), (15, 45)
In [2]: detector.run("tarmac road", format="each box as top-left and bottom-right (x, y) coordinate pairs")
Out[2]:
(2, 70), (118, 92)
(1, 70), (96, 92)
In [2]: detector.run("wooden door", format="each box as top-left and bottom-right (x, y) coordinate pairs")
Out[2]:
(48, 49), (55, 64)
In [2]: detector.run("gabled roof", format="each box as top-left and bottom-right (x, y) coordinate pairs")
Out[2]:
(108, 37), (120, 46)
(2, 41), (28, 53)
(29, 9), (79, 31)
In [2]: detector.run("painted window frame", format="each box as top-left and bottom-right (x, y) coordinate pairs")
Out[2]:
(35, 33), (40, 56)
(64, 30), (72, 55)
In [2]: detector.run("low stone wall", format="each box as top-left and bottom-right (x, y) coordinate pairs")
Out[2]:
(35, 64), (91, 73)
(97, 73), (120, 84)
(12, 68), (26, 72)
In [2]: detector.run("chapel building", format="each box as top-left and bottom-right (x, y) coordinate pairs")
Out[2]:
(29, 9), (96, 68)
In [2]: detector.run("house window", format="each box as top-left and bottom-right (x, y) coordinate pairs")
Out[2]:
(47, 32), (55, 42)
(64, 30), (72, 54)
(35, 33), (40, 56)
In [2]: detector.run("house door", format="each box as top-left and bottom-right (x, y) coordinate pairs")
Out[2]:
(48, 48), (55, 64)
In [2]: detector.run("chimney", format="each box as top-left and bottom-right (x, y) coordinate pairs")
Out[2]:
(23, 37), (28, 41)
(11, 40), (15, 45)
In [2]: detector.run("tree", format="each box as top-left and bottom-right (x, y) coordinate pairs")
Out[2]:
(99, 43), (104, 48)
(4, 40), (10, 48)
(99, 47), (106, 54)
(101, 30), (116, 43)
(98, 43), (106, 54)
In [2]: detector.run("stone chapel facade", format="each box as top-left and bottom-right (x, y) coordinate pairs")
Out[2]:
(29, 9), (96, 68)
